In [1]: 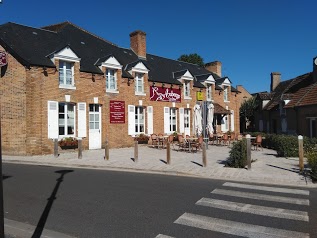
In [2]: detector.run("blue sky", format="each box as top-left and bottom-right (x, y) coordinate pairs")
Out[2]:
(1, 0), (316, 93)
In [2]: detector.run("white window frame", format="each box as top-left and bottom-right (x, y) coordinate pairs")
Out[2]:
(184, 80), (191, 99)
(223, 86), (229, 102)
(58, 102), (76, 138)
(206, 84), (213, 101)
(106, 68), (118, 93)
(169, 108), (177, 133)
(184, 108), (190, 131)
(135, 106), (145, 134)
(59, 60), (75, 89)
(135, 73), (145, 95)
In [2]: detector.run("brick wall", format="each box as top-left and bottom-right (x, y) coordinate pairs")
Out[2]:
(0, 46), (27, 155)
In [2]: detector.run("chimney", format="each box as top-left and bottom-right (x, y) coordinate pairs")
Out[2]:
(270, 72), (281, 92)
(130, 30), (146, 59)
(313, 57), (317, 82)
(205, 61), (222, 77)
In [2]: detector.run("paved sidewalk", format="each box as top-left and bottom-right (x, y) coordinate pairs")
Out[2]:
(3, 144), (316, 188)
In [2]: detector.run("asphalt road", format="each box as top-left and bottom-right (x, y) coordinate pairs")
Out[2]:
(3, 163), (317, 238)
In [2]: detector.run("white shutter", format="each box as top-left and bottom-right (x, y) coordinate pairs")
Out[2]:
(179, 108), (184, 133)
(47, 101), (58, 139)
(128, 105), (135, 135)
(164, 107), (170, 134)
(78, 102), (87, 137)
(230, 110), (234, 132)
(147, 106), (153, 135)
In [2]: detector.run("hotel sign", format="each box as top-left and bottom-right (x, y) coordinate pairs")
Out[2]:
(110, 100), (125, 123)
(0, 51), (7, 67)
(150, 86), (181, 102)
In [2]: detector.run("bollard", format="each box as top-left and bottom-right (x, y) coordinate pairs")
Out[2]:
(202, 142), (207, 167)
(54, 138), (58, 158)
(134, 140), (138, 162)
(78, 138), (82, 159)
(298, 135), (304, 171)
(166, 141), (171, 164)
(246, 134), (251, 170)
(104, 139), (109, 160)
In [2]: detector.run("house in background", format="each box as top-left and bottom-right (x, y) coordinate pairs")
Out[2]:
(0, 21), (244, 155)
(253, 57), (317, 137)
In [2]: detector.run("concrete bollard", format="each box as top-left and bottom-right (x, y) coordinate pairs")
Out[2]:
(104, 139), (109, 160)
(78, 138), (82, 159)
(246, 134), (251, 170)
(202, 142), (207, 167)
(54, 139), (58, 158)
(134, 140), (138, 162)
(166, 141), (171, 164)
(298, 135), (304, 171)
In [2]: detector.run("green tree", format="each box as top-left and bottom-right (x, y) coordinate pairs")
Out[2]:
(177, 53), (205, 67)
(240, 97), (258, 132)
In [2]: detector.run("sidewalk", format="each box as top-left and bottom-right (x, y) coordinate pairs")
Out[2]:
(3, 144), (316, 188)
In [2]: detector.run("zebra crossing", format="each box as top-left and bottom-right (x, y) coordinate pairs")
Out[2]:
(156, 182), (311, 238)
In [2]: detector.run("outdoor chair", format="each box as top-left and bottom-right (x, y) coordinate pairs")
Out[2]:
(252, 135), (263, 151)
(222, 133), (230, 146)
(176, 134), (188, 151)
(208, 133), (216, 145)
(191, 136), (204, 152)
(151, 134), (158, 148)
(167, 134), (175, 149)
(229, 132), (236, 145)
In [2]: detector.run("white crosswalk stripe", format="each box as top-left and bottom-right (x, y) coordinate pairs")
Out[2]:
(212, 188), (310, 205)
(157, 183), (312, 237)
(196, 197), (309, 221)
(175, 213), (310, 238)
(155, 234), (175, 238)
(223, 182), (310, 195)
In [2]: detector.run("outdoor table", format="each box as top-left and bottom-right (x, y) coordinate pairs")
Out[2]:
(184, 137), (198, 152)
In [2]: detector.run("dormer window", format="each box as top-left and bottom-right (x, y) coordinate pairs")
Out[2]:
(59, 61), (74, 86)
(106, 68), (117, 91)
(223, 86), (229, 101)
(184, 80), (191, 99)
(135, 73), (144, 94)
(207, 84), (213, 101)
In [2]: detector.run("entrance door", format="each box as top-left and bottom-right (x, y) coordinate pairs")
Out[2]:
(184, 108), (190, 136)
(89, 104), (101, 149)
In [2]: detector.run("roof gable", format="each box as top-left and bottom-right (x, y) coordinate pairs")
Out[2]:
(51, 46), (81, 62)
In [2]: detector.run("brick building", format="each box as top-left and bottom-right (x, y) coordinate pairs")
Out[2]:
(0, 22), (243, 155)
(253, 57), (317, 137)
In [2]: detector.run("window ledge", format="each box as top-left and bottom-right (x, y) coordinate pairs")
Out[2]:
(106, 90), (119, 94)
(135, 92), (146, 96)
(59, 85), (76, 90)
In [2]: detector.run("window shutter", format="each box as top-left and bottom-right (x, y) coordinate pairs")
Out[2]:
(230, 110), (234, 132)
(147, 106), (153, 135)
(78, 102), (87, 137)
(179, 108), (184, 133)
(128, 105), (135, 135)
(47, 101), (58, 139)
(164, 107), (170, 134)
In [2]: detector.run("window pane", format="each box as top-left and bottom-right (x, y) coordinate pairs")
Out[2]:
(89, 122), (94, 129)
(95, 105), (99, 112)
(89, 114), (94, 122)
(59, 103), (65, 113)
(59, 126), (65, 136)
(95, 122), (99, 129)
(95, 114), (99, 122)
(89, 104), (94, 112)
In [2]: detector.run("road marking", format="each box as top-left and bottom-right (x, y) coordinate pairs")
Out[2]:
(155, 235), (175, 238)
(223, 182), (310, 195)
(196, 197), (309, 221)
(174, 213), (310, 238)
(212, 189), (310, 205)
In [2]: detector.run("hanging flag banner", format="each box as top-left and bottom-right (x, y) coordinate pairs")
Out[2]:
(150, 86), (181, 102)
(0, 51), (8, 67)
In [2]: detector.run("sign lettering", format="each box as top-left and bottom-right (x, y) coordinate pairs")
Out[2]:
(0, 51), (7, 67)
(150, 86), (181, 102)
(110, 100), (125, 123)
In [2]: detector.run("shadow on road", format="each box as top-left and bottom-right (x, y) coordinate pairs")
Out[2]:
(266, 164), (299, 174)
(31, 169), (73, 238)
(191, 161), (203, 167)
(2, 175), (11, 180)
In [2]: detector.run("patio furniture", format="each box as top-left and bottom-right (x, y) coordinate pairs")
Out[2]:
(176, 134), (188, 151)
(151, 134), (158, 148)
(252, 135), (263, 151)
(184, 136), (198, 152)
(222, 133), (230, 146)
(191, 136), (204, 152)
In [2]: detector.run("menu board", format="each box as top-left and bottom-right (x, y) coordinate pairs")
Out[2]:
(110, 100), (125, 123)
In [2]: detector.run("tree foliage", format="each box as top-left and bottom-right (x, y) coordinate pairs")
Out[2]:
(177, 53), (205, 67)
(240, 97), (258, 118)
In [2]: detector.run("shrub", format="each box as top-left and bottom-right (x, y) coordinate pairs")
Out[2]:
(58, 137), (78, 147)
(226, 140), (247, 168)
(134, 134), (149, 143)
(306, 151), (317, 182)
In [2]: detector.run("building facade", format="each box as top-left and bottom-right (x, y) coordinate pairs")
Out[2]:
(253, 57), (317, 137)
(0, 22), (243, 155)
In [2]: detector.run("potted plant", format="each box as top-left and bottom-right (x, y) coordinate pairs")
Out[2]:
(173, 131), (179, 141)
(134, 134), (149, 144)
(58, 137), (78, 150)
